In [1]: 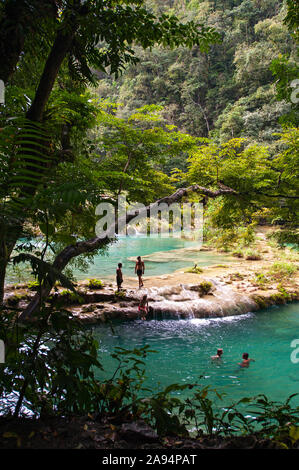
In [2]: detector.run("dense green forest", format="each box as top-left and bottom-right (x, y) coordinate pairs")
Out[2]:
(97, 0), (298, 148)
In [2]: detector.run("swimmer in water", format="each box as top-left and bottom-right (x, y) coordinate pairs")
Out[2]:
(211, 348), (223, 361)
(238, 352), (255, 368)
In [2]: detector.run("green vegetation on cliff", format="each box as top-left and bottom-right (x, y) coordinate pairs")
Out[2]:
(97, 0), (298, 148)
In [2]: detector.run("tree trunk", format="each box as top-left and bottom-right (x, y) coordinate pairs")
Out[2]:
(0, 0), (58, 84)
(1, 8), (79, 300)
(26, 30), (77, 122)
(0, 246), (7, 305)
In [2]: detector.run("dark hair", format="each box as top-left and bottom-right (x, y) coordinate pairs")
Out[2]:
(118, 263), (122, 268)
(217, 349), (223, 355)
(242, 353), (249, 360)
(137, 256), (141, 260)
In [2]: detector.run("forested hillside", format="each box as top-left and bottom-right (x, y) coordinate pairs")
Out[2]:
(96, 0), (296, 150)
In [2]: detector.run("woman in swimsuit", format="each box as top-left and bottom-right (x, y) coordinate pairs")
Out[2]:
(135, 256), (144, 288)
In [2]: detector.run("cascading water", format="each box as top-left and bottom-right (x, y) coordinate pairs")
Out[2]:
(141, 279), (256, 320)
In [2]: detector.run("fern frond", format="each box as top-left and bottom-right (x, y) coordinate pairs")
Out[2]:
(6, 119), (53, 195)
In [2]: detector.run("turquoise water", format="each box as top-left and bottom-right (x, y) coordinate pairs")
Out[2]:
(6, 235), (234, 283)
(76, 236), (234, 280)
(93, 302), (299, 408)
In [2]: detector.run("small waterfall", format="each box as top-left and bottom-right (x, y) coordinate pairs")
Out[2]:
(141, 279), (256, 320)
(144, 284), (214, 319)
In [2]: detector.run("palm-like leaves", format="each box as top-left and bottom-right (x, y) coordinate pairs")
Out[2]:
(12, 253), (76, 293)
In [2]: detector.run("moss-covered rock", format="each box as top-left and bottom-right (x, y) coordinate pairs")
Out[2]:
(252, 295), (269, 309)
(87, 279), (104, 289)
(7, 293), (30, 306)
(189, 281), (213, 296)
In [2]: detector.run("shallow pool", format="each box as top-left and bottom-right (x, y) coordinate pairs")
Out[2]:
(93, 302), (299, 408)
(75, 236), (235, 280)
(6, 235), (234, 283)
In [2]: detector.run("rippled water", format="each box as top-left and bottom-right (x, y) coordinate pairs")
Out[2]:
(93, 302), (299, 408)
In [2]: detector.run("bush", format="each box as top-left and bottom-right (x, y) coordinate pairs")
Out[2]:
(0, 308), (102, 418)
(268, 262), (297, 280)
(268, 230), (299, 249)
(87, 279), (104, 289)
(114, 290), (126, 298)
(254, 272), (268, 287)
(229, 272), (244, 281)
(245, 249), (262, 260)
(27, 280), (40, 291)
(58, 290), (84, 304)
(198, 281), (213, 296)
(232, 249), (244, 258)
(185, 264), (203, 274)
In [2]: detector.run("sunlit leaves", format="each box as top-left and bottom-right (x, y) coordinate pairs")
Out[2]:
(186, 130), (299, 228)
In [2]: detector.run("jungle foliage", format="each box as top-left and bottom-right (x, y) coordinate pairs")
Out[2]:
(0, 0), (298, 446)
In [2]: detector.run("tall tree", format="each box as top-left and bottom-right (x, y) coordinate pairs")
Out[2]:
(0, 0), (220, 303)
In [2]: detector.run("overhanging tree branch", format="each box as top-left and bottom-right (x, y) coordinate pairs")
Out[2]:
(20, 184), (237, 319)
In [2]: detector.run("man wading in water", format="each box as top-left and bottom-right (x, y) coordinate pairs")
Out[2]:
(238, 352), (255, 368)
(211, 348), (223, 361)
(135, 256), (145, 289)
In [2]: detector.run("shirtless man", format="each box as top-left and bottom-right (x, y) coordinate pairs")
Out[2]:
(135, 256), (145, 289)
(138, 294), (149, 320)
(211, 348), (223, 361)
(238, 352), (255, 368)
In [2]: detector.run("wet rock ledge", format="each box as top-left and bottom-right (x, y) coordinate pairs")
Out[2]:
(4, 273), (299, 324)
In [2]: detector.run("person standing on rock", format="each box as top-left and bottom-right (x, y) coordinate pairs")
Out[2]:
(135, 256), (145, 289)
(116, 263), (123, 292)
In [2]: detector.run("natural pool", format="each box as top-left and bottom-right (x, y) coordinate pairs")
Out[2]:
(6, 235), (235, 284)
(93, 302), (299, 409)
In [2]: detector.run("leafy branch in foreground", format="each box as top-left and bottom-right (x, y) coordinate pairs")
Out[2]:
(11, 253), (77, 294)
(1, 315), (298, 447)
